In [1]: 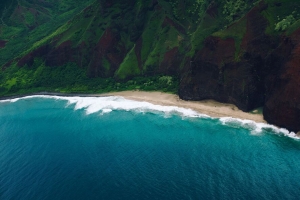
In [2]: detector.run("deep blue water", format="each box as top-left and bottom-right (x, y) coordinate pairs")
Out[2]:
(0, 96), (300, 200)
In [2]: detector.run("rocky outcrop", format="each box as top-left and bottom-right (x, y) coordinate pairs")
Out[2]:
(263, 28), (300, 132)
(177, 2), (300, 131)
(179, 4), (269, 112)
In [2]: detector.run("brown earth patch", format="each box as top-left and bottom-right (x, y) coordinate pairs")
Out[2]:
(2, 60), (14, 71)
(159, 47), (180, 74)
(88, 27), (127, 77)
(0, 40), (7, 48)
(17, 45), (50, 67)
(241, 2), (269, 57)
(45, 40), (74, 66)
(162, 17), (186, 35)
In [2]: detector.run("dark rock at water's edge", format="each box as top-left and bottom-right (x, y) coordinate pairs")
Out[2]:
(178, 2), (300, 132)
(263, 28), (300, 132)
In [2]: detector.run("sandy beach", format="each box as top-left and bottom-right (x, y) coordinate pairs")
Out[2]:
(0, 90), (266, 124)
(103, 91), (266, 124)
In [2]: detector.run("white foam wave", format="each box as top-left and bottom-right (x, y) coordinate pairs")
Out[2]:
(1, 95), (299, 140)
(219, 117), (299, 139)
(0, 95), (62, 103)
(0, 95), (209, 118)
(60, 96), (209, 118)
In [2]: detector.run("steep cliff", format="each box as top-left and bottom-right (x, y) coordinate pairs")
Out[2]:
(1, 0), (300, 131)
(264, 28), (300, 132)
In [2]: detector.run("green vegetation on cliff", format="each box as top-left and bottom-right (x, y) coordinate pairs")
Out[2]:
(1, 0), (300, 100)
(1, 0), (300, 131)
(0, 60), (178, 96)
(0, 0), (94, 66)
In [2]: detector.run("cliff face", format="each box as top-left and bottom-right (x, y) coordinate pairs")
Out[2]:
(263, 28), (300, 132)
(178, 1), (300, 131)
(179, 3), (270, 111)
(1, 0), (300, 131)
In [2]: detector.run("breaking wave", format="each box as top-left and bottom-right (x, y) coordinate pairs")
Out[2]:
(219, 117), (299, 139)
(1, 95), (299, 140)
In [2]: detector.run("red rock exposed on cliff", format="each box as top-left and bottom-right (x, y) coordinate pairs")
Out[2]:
(179, 4), (269, 111)
(264, 28), (300, 132)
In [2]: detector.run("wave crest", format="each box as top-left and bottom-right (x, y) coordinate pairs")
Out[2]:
(220, 117), (299, 139)
(1, 95), (299, 140)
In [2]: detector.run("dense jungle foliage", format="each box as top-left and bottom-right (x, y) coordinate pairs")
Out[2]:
(0, 0), (299, 96)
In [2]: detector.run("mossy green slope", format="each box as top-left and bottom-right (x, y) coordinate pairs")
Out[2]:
(0, 0), (300, 98)
(0, 0), (95, 66)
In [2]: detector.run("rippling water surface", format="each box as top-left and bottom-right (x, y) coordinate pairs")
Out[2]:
(0, 96), (300, 200)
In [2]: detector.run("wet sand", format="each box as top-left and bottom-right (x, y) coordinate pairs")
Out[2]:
(103, 91), (266, 123)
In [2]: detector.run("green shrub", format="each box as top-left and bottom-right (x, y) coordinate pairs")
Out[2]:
(170, 0), (208, 22)
(275, 14), (296, 31)
(222, 0), (255, 23)
(159, 76), (173, 86)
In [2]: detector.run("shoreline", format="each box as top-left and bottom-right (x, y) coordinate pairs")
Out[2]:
(103, 91), (266, 124)
(0, 92), (104, 100)
(0, 91), (265, 123)
(3, 90), (300, 137)
(103, 91), (300, 137)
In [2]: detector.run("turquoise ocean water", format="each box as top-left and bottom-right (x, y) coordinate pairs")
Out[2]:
(0, 95), (300, 200)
